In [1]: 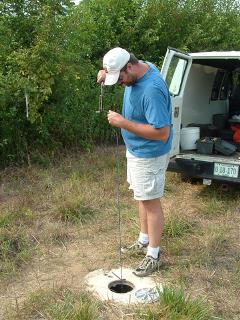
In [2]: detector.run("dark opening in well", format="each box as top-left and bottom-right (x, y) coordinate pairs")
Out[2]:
(108, 280), (134, 294)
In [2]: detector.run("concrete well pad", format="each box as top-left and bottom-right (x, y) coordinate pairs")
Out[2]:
(84, 268), (163, 304)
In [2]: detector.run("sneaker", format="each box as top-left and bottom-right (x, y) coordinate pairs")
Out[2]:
(133, 255), (161, 277)
(121, 241), (148, 255)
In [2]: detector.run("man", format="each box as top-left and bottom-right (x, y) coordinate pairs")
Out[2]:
(97, 47), (172, 277)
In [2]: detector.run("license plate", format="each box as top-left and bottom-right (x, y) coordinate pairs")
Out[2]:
(214, 163), (239, 178)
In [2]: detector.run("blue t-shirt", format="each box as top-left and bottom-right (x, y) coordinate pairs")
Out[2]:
(121, 62), (173, 158)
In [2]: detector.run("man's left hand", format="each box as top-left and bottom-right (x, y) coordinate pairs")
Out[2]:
(107, 110), (125, 128)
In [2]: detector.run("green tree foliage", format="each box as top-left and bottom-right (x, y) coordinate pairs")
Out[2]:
(0, 0), (240, 165)
(0, 1), (75, 162)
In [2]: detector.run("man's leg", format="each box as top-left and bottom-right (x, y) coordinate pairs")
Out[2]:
(141, 198), (164, 248)
(133, 198), (164, 277)
(121, 198), (149, 254)
(138, 201), (148, 234)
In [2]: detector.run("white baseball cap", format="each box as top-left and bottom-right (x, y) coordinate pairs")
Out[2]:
(103, 47), (130, 85)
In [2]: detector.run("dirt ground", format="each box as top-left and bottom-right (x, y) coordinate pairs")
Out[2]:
(0, 147), (239, 319)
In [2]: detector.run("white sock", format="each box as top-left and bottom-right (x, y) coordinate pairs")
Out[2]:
(147, 246), (160, 259)
(138, 232), (149, 245)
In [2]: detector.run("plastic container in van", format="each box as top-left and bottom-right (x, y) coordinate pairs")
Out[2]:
(180, 127), (200, 150)
(215, 139), (237, 156)
(197, 137), (215, 155)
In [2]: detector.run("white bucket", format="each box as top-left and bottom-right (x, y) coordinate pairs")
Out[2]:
(180, 127), (200, 150)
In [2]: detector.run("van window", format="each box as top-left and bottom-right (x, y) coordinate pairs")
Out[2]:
(211, 70), (231, 100)
(229, 73), (240, 116)
(165, 56), (187, 96)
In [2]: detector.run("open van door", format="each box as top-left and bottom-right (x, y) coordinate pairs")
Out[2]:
(161, 47), (192, 156)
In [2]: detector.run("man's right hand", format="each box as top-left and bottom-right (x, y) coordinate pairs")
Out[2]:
(97, 70), (106, 84)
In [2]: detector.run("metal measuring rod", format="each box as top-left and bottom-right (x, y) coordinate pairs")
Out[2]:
(95, 81), (124, 281)
(96, 82), (104, 113)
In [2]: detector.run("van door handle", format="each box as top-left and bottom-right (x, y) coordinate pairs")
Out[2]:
(174, 107), (180, 117)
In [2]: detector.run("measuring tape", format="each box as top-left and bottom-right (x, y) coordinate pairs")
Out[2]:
(96, 83), (123, 280)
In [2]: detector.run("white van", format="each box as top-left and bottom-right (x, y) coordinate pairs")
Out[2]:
(161, 48), (240, 184)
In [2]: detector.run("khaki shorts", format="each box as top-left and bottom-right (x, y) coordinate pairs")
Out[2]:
(126, 150), (169, 201)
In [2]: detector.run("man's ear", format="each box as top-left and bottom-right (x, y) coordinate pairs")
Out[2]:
(126, 63), (133, 71)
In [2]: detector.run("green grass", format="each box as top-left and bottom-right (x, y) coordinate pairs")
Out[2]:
(200, 198), (229, 218)
(207, 228), (228, 253)
(57, 199), (98, 225)
(5, 286), (212, 320)
(0, 207), (34, 228)
(40, 221), (71, 245)
(190, 226), (230, 268)
(162, 216), (195, 258)
(199, 184), (240, 217)
(0, 208), (35, 276)
(165, 239), (188, 257)
(136, 286), (211, 320)
(233, 259), (240, 289)
(163, 216), (194, 238)
(0, 228), (32, 276)
(5, 288), (103, 320)
(0, 148), (239, 320)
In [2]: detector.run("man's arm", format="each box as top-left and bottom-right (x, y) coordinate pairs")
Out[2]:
(107, 110), (170, 142)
